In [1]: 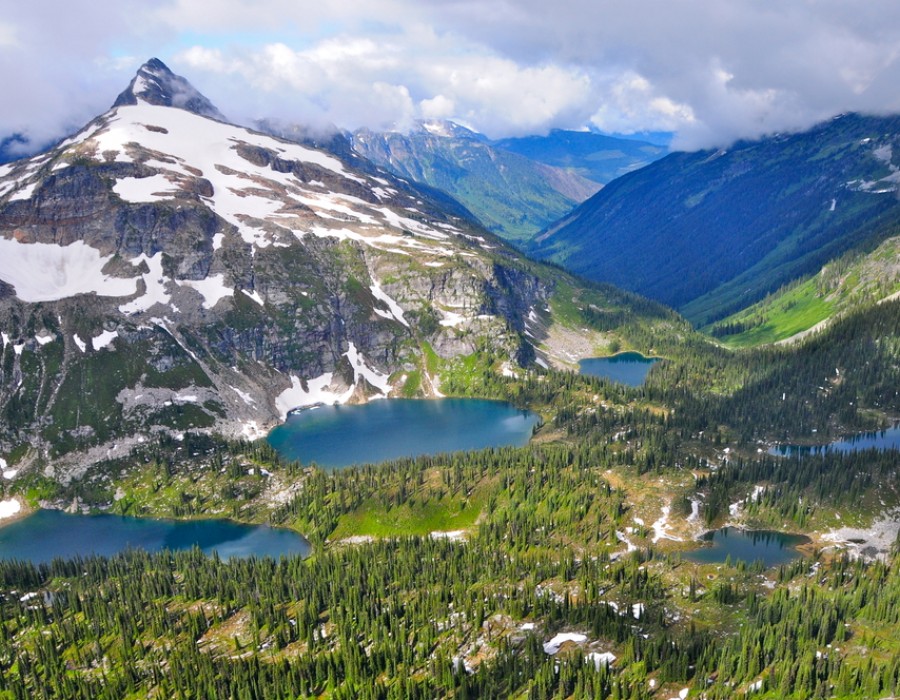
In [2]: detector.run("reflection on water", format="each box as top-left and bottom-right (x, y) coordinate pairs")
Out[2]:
(268, 398), (539, 469)
(578, 352), (658, 387)
(0, 510), (310, 564)
(770, 425), (900, 457)
(685, 527), (809, 567)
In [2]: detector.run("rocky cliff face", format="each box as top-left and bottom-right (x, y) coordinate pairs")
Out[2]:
(0, 59), (560, 465)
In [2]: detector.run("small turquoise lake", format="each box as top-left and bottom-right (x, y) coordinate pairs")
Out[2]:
(268, 398), (539, 469)
(685, 527), (809, 567)
(578, 352), (658, 387)
(770, 425), (900, 457)
(0, 510), (310, 564)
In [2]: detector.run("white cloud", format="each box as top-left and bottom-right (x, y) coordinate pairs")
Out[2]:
(176, 29), (594, 137)
(0, 22), (19, 48)
(3, 0), (900, 152)
(590, 72), (696, 136)
(420, 94), (455, 120)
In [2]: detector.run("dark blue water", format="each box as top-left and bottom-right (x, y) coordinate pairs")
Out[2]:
(268, 398), (539, 469)
(0, 510), (310, 564)
(770, 425), (900, 457)
(578, 352), (658, 387)
(685, 527), (809, 567)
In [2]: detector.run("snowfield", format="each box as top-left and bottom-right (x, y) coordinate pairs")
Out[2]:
(0, 239), (137, 303)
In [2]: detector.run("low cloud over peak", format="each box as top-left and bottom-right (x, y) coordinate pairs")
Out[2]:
(3, 0), (900, 153)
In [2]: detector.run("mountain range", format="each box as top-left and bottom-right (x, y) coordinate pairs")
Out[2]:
(260, 120), (667, 242)
(0, 59), (669, 467)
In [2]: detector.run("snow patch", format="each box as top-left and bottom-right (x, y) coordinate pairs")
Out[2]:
(241, 289), (264, 306)
(73, 334), (87, 353)
(0, 499), (21, 519)
(370, 280), (409, 327)
(543, 633), (587, 655)
(439, 310), (467, 327)
(651, 504), (682, 543)
(345, 342), (391, 395)
(92, 329), (118, 350)
(0, 239), (137, 303)
(179, 274), (234, 309)
(588, 652), (616, 669)
(119, 254), (171, 315)
(8, 181), (38, 202)
(688, 499), (701, 523)
(113, 174), (180, 202)
(230, 386), (256, 406)
(275, 373), (354, 418)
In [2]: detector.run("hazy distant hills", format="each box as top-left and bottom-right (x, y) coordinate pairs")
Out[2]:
(530, 113), (900, 326)
(494, 129), (667, 185)
(350, 122), (603, 242)
(347, 123), (669, 242)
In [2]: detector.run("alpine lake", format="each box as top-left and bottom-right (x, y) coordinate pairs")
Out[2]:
(578, 351), (659, 387)
(0, 398), (539, 563)
(770, 424), (900, 457)
(16, 401), (887, 568)
(685, 527), (811, 568)
(267, 398), (540, 469)
(0, 510), (311, 564)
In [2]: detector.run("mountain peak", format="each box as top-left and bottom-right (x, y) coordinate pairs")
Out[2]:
(415, 120), (483, 140)
(113, 58), (226, 121)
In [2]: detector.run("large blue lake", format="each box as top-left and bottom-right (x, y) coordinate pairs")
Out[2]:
(685, 527), (809, 567)
(268, 398), (539, 469)
(770, 425), (900, 457)
(0, 510), (310, 564)
(578, 352), (658, 387)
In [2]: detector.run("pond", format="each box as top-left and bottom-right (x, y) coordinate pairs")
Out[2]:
(267, 398), (539, 469)
(0, 510), (310, 564)
(685, 527), (809, 567)
(770, 425), (900, 457)
(578, 352), (658, 387)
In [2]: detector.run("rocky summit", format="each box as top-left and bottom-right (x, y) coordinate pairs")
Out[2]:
(0, 59), (636, 470)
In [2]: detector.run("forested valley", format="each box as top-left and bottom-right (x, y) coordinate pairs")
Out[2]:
(0, 300), (898, 699)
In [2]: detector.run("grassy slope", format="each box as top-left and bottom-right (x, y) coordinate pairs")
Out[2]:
(708, 233), (900, 347)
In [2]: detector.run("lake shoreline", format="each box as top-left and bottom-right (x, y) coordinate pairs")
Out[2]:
(0, 510), (311, 564)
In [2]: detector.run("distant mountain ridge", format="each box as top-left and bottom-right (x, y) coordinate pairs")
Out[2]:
(530, 113), (900, 325)
(347, 123), (670, 243)
(494, 129), (667, 184)
(350, 121), (601, 241)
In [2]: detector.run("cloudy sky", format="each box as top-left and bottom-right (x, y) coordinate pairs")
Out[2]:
(3, 0), (900, 153)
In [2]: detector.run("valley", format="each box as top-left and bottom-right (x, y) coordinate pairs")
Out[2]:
(0, 58), (897, 700)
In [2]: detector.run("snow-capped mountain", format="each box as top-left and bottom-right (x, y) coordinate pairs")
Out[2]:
(0, 59), (568, 466)
(112, 57), (227, 121)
